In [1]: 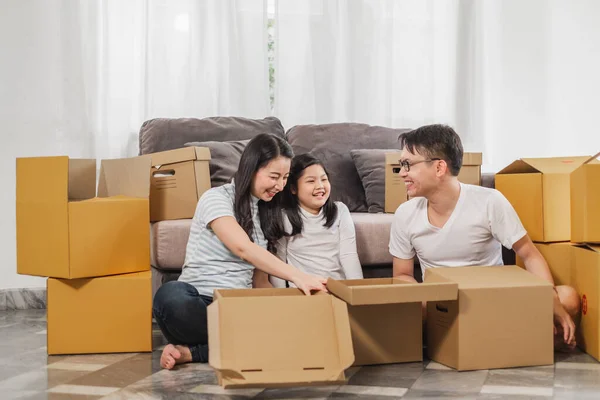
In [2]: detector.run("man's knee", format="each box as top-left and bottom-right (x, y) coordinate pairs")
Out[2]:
(556, 285), (580, 318)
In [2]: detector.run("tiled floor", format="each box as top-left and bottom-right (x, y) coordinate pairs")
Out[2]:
(1, 310), (600, 399)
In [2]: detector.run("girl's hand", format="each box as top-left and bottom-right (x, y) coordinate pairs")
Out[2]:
(291, 271), (328, 296)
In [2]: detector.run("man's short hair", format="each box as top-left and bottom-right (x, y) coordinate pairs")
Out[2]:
(398, 124), (464, 176)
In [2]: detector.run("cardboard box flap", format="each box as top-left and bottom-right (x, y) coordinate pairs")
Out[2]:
(98, 156), (151, 198)
(462, 152), (483, 166)
(208, 289), (353, 388)
(150, 147), (211, 167)
(574, 244), (600, 253)
(16, 156), (70, 204)
(385, 152), (401, 165)
(67, 159), (96, 201)
(583, 151), (600, 165)
(498, 157), (590, 175)
(326, 278), (458, 305)
(424, 266), (553, 289)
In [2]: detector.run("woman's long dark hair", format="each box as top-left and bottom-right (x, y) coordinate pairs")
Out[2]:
(283, 153), (338, 236)
(233, 133), (293, 254)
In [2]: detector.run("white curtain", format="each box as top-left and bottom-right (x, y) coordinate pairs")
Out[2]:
(1, 0), (268, 289)
(274, 0), (600, 172)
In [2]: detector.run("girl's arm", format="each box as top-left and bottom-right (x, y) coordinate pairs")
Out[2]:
(253, 270), (273, 289)
(338, 204), (364, 279)
(210, 216), (326, 294)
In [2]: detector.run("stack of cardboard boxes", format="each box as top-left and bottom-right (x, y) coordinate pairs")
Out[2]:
(16, 156), (153, 355)
(498, 154), (600, 360)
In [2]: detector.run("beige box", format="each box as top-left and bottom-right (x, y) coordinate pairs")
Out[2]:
(495, 156), (590, 242)
(571, 152), (600, 244)
(149, 147), (211, 221)
(571, 244), (600, 360)
(385, 152), (482, 213)
(425, 266), (554, 371)
(16, 156), (151, 279)
(327, 278), (457, 366)
(207, 288), (354, 388)
(47, 271), (152, 355)
(516, 242), (573, 286)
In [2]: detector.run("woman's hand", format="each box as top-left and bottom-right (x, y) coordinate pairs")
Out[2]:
(290, 271), (328, 296)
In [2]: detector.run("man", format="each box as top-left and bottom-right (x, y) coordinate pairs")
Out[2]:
(389, 124), (580, 349)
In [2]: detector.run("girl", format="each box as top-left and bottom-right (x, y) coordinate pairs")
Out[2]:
(270, 153), (363, 288)
(152, 134), (327, 370)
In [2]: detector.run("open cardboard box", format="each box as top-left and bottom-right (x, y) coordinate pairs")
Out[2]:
(327, 278), (458, 366)
(149, 147), (211, 221)
(495, 156), (591, 242)
(571, 152), (600, 244)
(207, 288), (354, 388)
(16, 156), (151, 279)
(425, 266), (554, 371)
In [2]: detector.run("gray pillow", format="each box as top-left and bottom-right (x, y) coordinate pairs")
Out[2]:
(185, 140), (250, 187)
(350, 149), (401, 213)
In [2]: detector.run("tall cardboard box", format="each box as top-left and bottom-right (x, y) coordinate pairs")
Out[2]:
(327, 278), (457, 366)
(515, 242), (573, 286)
(571, 244), (600, 360)
(16, 156), (151, 279)
(571, 153), (600, 244)
(47, 271), (152, 355)
(495, 156), (590, 242)
(208, 288), (354, 388)
(425, 266), (554, 371)
(149, 147), (211, 221)
(385, 152), (483, 213)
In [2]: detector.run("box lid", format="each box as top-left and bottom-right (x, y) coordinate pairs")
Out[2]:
(424, 266), (553, 290)
(462, 152), (482, 166)
(208, 288), (354, 388)
(149, 147), (211, 167)
(98, 156), (151, 199)
(573, 244), (600, 253)
(497, 156), (590, 175)
(326, 278), (458, 305)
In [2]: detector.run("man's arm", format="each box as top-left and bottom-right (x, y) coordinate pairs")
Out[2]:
(513, 234), (575, 345)
(393, 257), (416, 283)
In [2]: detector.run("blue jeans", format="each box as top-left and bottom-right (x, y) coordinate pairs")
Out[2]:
(152, 281), (213, 363)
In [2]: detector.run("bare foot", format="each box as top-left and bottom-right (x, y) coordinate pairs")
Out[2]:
(160, 344), (193, 370)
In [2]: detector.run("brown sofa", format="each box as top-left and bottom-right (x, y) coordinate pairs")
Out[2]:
(141, 116), (497, 296)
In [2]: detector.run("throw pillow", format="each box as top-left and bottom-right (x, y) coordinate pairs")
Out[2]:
(184, 140), (250, 187)
(350, 149), (401, 213)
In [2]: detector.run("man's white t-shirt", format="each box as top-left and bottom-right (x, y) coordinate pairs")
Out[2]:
(389, 183), (527, 279)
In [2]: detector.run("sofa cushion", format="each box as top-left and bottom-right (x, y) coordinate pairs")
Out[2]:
(151, 212), (394, 270)
(139, 116), (285, 155)
(184, 140), (250, 187)
(351, 149), (401, 213)
(286, 123), (410, 212)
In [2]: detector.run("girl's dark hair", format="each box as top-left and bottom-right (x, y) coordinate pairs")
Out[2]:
(283, 153), (338, 236)
(233, 133), (293, 254)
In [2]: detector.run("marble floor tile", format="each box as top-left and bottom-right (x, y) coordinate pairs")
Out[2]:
(480, 384), (553, 396)
(348, 362), (425, 388)
(0, 368), (89, 391)
(554, 368), (600, 390)
(554, 350), (598, 364)
(48, 384), (120, 396)
(335, 384), (408, 397)
(552, 387), (600, 400)
(66, 353), (154, 389)
(411, 370), (489, 393)
(190, 384), (265, 398)
(124, 367), (218, 393)
(0, 291), (6, 311)
(402, 389), (478, 399)
(483, 366), (554, 388)
(254, 385), (338, 399)
(555, 361), (600, 371)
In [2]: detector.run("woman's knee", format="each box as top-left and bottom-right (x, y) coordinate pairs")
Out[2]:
(556, 285), (581, 318)
(153, 281), (197, 317)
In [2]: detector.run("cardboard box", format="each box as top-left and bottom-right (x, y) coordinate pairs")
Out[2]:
(16, 156), (151, 279)
(47, 271), (152, 355)
(571, 244), (600, 360)
(326, 278), (458, 366)
(425, 266), (554, 371)
(495, 156), (590, 242)
(385, 152), (482, 213)
(571, 152), (600, 244)
(516, 242), (573, 286)
(459, 152), (483, 186)
(149, 147), (211, 221)
(207, 288), (354, 388)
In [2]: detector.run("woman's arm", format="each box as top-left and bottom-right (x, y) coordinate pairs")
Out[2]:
(338, 205), (364, 279)
(210, 216), (326, 294)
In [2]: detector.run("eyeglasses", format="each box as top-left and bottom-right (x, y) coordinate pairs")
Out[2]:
(399, 158), (441, 172)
